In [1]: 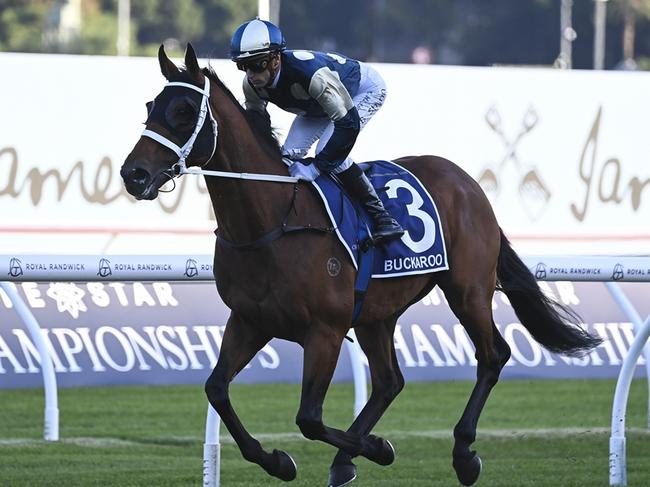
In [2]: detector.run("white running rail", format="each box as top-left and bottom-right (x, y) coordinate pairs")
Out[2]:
(521, 255), (650, 487)
(0, 282), (59, 441)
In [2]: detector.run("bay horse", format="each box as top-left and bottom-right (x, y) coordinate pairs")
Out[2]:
(121, 45), (601, 486)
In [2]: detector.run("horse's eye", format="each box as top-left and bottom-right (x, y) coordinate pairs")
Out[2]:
(165, 96), (198, 129)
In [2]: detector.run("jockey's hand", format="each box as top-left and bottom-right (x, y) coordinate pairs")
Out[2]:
(288, 160), (320, 181)
(294, 157), (315, 166)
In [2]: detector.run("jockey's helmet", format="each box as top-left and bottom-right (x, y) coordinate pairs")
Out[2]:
(230, 19), (286, 61)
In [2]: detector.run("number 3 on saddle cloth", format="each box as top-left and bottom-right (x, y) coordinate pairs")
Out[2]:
(311, 160), (449, 323)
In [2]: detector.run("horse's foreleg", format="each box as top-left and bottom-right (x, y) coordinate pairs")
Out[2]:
(446, 285), (511, 486)
(328, 321), (404, 487)
(296, 325), (396, 469)
(204, 314), (297, 482)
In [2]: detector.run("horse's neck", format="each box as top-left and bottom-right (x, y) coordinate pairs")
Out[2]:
(206, 84), (291, 242)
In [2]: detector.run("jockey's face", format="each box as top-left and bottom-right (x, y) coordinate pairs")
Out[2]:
(243, 53), (281, 88)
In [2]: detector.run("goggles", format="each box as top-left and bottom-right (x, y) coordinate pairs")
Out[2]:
(236, 56), (272, 73)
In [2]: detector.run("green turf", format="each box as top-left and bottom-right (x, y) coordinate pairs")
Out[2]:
(0, 379), (648, 486)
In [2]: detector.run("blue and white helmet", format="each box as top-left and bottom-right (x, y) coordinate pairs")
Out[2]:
(230, 19), (286, 61)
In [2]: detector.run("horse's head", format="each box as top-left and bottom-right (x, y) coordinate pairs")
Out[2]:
(121, 43), (217, 200)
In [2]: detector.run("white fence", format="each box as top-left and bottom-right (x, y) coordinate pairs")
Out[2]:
(523, 256), (650, 486)
(1, 254), (649, 487)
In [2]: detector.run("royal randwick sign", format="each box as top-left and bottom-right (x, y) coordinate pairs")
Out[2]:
(0, 280), (646, 389)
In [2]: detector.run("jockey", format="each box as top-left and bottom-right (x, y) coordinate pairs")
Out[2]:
(230, 18), (404, 244)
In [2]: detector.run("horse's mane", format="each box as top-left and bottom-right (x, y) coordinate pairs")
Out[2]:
(202, 67), (282, 160)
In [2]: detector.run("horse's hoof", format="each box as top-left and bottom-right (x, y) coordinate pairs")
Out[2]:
(270, 449), (297, 481)
(328, 462), (357, 487)
(452, 451), (482, 486)
(363, 435), (395, 466)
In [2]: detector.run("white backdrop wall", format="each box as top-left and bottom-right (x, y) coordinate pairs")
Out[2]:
(0, 53), (648, 255)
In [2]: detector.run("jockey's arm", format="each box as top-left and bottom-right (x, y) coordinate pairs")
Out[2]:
(308, 68), (361, 170)
(242, 77), (268, 113)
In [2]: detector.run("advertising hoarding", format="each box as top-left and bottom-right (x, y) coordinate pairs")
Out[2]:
(1, 279), (647, 389)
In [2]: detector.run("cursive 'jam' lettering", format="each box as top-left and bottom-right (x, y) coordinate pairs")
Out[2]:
(571, 107), (649, 221)
(0, 146), (211, 216)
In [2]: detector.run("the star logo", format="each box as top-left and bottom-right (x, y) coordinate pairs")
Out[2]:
(46, 283), (87, 319)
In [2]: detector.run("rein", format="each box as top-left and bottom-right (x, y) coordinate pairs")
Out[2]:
(176, 165), (298, 183)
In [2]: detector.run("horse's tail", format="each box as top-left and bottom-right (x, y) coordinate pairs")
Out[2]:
(495, 228), (602, 357)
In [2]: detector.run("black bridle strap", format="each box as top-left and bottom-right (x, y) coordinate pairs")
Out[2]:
(215, 184), (335, 251)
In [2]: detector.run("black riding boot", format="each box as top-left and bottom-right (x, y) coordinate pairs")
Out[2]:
(337, 164), (405, 243)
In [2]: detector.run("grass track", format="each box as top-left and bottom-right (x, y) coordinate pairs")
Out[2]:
(0, 379), (648, 486)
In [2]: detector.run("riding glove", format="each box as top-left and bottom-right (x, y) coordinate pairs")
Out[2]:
(288, 160), (320, 181)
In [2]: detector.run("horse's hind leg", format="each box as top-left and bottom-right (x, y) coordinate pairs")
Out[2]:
(328, 318), (404, 487)
(441, 280), (511, 486)
(204, 313), (297, 482)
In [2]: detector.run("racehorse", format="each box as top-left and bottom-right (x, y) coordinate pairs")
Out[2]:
(121, 44), (601, 487)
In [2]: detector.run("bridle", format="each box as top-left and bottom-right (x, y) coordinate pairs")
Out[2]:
(139, 74), (324, 250)
(141, 76), (298, 184)
(142, 77), (217, 174)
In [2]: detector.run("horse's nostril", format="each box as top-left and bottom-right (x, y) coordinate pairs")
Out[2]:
(122, 166), (152, 197)
(129, 168), (150, 186)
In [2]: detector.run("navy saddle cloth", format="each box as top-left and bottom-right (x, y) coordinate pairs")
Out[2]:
(311, 159), (448, 278)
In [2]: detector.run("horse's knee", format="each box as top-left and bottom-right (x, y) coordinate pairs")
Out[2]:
(296, 411), (324, 440)
(204, 375), (228, 410)
(376, 374), (404, 405)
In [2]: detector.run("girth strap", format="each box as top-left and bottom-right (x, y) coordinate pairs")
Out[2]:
(352, 217), (375, 325)
(215, 223), (334, 251)
(215, 184), (335, 251)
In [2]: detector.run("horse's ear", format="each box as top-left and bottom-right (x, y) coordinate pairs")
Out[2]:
(158, 44), (179, 80)
(184, 43), (200, 75)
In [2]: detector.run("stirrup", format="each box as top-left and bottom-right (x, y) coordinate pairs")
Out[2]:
(372, 227), (405, 243)
(360, 226), (403, 251)
(370, 219), (405, 244)
(373, 216), (404, 239)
